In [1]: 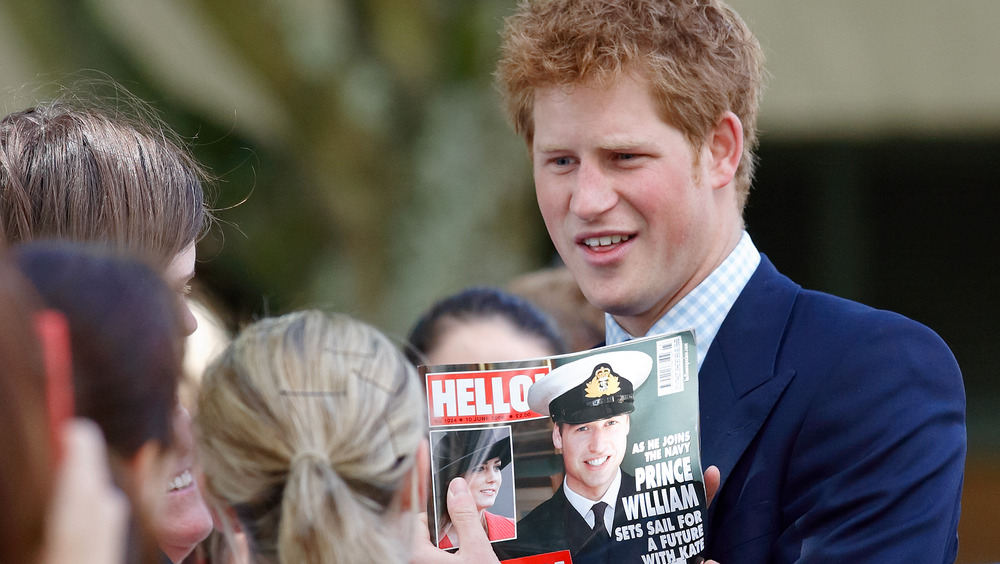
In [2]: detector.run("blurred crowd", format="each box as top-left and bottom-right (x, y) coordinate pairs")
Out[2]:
(0, 82), (594, 564)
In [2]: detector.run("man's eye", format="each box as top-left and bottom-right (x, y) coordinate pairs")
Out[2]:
(554, 156), (573, 166)
(617, 153), (637, 160)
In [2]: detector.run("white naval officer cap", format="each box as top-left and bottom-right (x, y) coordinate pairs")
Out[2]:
(528, 350), (652, 425)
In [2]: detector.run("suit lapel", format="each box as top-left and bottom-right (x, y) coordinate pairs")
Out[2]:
(699, 255), (798, 489)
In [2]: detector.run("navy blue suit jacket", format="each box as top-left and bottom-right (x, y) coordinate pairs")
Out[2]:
(701, 255), (965, 562)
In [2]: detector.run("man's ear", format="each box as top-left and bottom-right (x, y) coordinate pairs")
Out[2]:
(705, 111), (743, 190)
(552, 423), (563, 450)
(401, 438), (430, 511)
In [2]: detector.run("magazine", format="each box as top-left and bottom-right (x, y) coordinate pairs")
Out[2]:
(421, 329), (707, 564)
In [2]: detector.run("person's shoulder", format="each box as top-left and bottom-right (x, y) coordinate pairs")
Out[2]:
(486, 511), (516, 539)
(495, 489), (567, 558)
(772, 286), (964, 414)
(750, 255), (945, 347)
(793, 287), (952, 354)
(518, 487), (567, 525)
(750, 257), (959, 375)
(486, 511), (515, 526)
(618, 470), (637, 496)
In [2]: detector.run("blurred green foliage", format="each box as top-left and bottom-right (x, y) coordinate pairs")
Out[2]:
(0, 0), (552, 336)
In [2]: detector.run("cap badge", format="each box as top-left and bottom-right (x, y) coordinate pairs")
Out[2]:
(584, 363), (621, 398)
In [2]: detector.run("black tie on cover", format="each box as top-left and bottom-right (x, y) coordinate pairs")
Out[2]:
(591, 501), (610, 538)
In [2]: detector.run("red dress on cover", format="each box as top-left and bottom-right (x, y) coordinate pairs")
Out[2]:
(438, 511), (516, 549)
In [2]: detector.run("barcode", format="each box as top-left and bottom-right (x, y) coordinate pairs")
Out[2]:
(656, 336), (685, 396)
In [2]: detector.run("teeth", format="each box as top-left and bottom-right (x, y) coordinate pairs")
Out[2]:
(584, 234), (629, 247)
(586, 456), (610, 467)
(168, 470), (193, 492)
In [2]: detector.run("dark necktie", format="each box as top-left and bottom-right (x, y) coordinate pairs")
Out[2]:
(591, 501), (610, 539)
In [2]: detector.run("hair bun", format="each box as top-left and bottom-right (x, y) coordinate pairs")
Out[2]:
(290, 449), (329, 470)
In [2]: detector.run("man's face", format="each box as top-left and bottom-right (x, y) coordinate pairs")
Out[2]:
(553, 414), (630, 500)
(532, 75), (730, 336)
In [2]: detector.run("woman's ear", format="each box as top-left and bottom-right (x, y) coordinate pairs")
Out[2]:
(401, 439), (430, 512)
(704, 111), (744, 190)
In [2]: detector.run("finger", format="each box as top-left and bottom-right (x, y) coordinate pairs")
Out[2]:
(446, 478), (500, 562)
(416, 510), (431, 537)
(409, 478), (502, 564)
(704, 465), (721, 508)
(410, 510), (443, 563)
(43, 419), (129, 564)
(445, 478), (490, 548)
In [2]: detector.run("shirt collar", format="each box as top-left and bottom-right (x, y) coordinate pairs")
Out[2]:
(563, 469), (621, 533)
(605, 231), (760, 370)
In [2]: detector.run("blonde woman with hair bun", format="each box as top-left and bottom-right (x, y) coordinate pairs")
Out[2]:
(195, 310), (432, 563)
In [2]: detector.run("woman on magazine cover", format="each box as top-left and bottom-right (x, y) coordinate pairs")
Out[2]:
(433, 428), (515, 549)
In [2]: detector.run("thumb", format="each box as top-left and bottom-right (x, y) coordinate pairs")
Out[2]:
(408, 478), (501, 564)
(445, 477), (489, 546)
(446, 477), (500, 561)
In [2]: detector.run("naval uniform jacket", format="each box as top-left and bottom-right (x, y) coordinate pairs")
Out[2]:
(496, 472), (648, 564)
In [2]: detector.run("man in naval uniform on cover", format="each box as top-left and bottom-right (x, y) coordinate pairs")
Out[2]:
(495, 350), (654, 563)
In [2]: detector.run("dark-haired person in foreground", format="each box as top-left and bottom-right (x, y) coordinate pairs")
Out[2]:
(406, 286), (566, 366)
(0, 257), (129, 564)
(13, 242), (193, 563)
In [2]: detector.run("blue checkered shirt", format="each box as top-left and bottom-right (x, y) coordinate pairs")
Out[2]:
(605, 231), (760, 370)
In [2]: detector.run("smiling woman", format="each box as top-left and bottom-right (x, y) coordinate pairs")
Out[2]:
(0, 83), (215, 562)
(431, 427), (515, 550)
(12, 242), (192, 564)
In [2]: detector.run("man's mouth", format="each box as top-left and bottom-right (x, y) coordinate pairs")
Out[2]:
(168, 469), (194, 492)
(585, 456), (611, 467)
(480, 488), (497, 496)
(582, 234), (630, 248)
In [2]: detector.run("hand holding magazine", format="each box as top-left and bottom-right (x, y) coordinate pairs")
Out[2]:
(421, 329), (707, 564)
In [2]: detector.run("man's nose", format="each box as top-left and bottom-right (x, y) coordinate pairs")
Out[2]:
(589, 427), (611, 451)
(569, 161), (618, 220)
